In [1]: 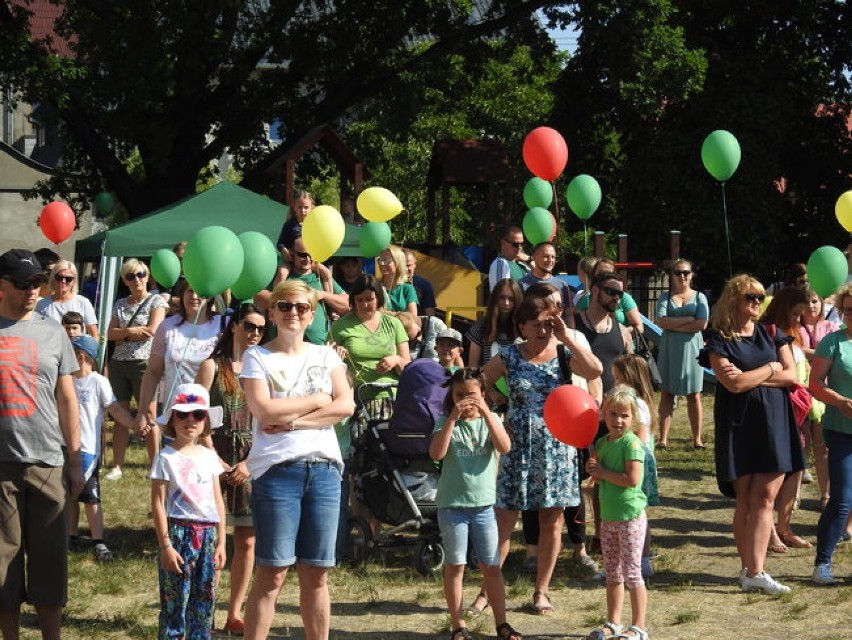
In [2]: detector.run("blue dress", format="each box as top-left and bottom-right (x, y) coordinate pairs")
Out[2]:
(656, 290), (708, 395)
(700, 325), (805, 497)
(495, 344), (580, 510)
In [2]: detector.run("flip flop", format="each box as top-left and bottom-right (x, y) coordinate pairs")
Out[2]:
(778, 532), (812, 549)
(768, 540), (788, 553)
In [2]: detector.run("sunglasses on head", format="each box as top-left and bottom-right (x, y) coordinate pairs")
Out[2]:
(2, 275), (47, 290)
(276, 301), (312, 315)
(673, 269), (691, 277)
(174, 409), (207, 420)
(744, 293), (766, 303)
(125, 271), (148, 281)
(601, 285), (624, 299)
(294, 251), (311, 260)
(242, 320), (266, 334)
(54, 275), (75, 283)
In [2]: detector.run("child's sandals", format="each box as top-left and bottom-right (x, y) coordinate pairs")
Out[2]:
(496, 622), (523, 640)
(585, 621), (623, 640)
(618, 625), (649, 640)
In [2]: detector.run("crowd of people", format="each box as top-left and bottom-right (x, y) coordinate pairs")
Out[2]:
(1, 205), (851, 640)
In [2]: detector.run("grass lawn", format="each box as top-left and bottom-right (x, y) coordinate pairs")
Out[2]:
(18, 397), (852, 639)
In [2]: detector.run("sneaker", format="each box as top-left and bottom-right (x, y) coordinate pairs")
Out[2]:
(802, 469), (814, 484)
(574, 554), (600, 573)
(741, 571), (791, 594)
(737, 568), (747, 587)
(593, 568), (607, 581)
(840, 531), (851, 543)
(811, 563), (836, 585)
(93, 543), (113, 562)
(641, 556), (654, 577)
(104, 467), (122, 481)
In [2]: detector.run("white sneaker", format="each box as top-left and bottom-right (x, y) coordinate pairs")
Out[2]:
(104, 467), (122, 481)
(737, 568), (748, 586)
(741, 571), (791, 594)
(811, 563), (837, 585)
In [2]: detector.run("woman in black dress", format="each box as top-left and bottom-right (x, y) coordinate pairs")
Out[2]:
(701, 274), (804, 595)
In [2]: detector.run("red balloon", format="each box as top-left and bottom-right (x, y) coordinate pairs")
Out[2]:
(39, 202), (76, 244)
(522, 127), (569, 181)
(543, 385), (599, 448)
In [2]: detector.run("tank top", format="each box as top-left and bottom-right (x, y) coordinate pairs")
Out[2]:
(573, 311), (626, 393)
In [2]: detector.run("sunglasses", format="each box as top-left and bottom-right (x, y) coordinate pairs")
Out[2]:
(174, 409), (207, 420)
(1, 276), (47, 290)
(377, 257), (394, 266)
(744, 293), (766, 303)
(54, 275), (75, 283)
(503, 239), (524, 248)
(125, 271), (148, 281)
(601, 285), (624, 299)
(276, 301), (312, 315)
(242, 320), (266, 334)
(294, 251), (312, 260)
(673, 270), (691, 277)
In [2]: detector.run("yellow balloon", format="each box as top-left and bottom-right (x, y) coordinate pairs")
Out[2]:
(356, 187), (403, 222)
(302, 205), (345, 262)
(836, 190), (852, 233)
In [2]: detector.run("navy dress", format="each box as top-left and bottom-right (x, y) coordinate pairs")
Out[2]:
(700, 325), (805, 497)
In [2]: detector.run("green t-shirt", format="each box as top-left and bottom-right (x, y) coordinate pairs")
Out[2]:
(385, 282), (418, 312)
(575, 290), (638, 326)
(595, 431), (646, 521)
(814, 330), (852, 435)
(287, 272), (344, 345)
(433, 415), (499, 508)
(329, 312), (408, 388)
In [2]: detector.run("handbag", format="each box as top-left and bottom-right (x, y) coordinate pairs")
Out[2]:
(765, 323), (813, 427)
(633, 331), (662, 391)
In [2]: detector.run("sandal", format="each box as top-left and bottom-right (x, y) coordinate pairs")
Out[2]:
(778, 532), (812, 549)
(451, 628), (474, 640)
(767, 539), (788, 554)
(585, 621), (623, 640)
(463, 591), (490, 617)
(496, 622), (522, 640)
(618, 625), (648, 640)
(531, 590), (554, 615)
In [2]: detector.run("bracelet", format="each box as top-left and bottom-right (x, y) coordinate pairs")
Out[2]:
(767, 363), (776, 380)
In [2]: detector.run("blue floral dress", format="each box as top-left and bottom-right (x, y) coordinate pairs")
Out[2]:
(495, 344), (580, 510)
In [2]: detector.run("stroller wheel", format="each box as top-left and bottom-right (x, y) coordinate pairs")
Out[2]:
(347, 516), (373, 564)
(414, 539), (445, 576)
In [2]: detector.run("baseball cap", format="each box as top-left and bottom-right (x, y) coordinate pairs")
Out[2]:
(0, 249), (47, 285)
(435, 328), (463, 345)
(71, 335), (99, 362)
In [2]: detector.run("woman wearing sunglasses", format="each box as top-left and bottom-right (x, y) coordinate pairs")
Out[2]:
(103, 259), (169, 480)
(240, 280), (354, 640)
(699, 274), (804, 595)
(655, 259), (709, 449)
(377, 245), (418, 315)
(195, 303), (266, 635)
(36, 259), (100, 340)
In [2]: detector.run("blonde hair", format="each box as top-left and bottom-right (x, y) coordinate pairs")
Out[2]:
(382, 245), (408, 288)
(601, 384), (641, 430)
(709, 274), (765, 340)
(49, 260), (79, 295)
(120, 258), (148, 280)
(269, 280), (318, 310)
(396, 311), (421, 335)
(833, 283), (852, 313)
(612, 355), (657, 432)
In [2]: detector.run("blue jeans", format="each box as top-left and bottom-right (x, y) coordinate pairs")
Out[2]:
(437, 506), (499, 566)
(336, 459), (352, 562)
(251, 459), (342, 568)
(815, 429), (852, 566)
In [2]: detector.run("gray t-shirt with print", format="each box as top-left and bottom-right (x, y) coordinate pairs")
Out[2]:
(0, 314), (78, 466)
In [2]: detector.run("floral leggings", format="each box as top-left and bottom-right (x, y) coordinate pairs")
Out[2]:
(601, 511), (647, 590)
(158, 520), (218, 640)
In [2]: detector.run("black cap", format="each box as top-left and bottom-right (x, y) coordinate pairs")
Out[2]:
(0, 249), (47, 283)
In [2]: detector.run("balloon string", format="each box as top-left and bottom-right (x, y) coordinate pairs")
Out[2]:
(720, 182), (732, 278)
(163, 301), (207, 408)
(583, 223), (588, 252)
(551, 181), (560, 220)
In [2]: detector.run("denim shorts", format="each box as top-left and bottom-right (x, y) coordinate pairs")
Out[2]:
(251, 459), (342, 568)
(437, 506), (499, 566)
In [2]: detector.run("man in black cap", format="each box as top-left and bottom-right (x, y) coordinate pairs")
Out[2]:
(0, 249), (83, 640)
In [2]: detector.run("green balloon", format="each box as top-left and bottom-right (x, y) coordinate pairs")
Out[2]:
(359, 221), (392, 258)
(701, 130), (741, 182)
(150, 249), (181, 289)
(566, 174), (602, 221)
(495, 376), (509, 398)
(183, 226), (245, 298)
(93, 191), (116, 218)
(807, 245), (847, 298)
(523, 177), (553, 209)
(231, 231), (278, 300)
(523, 207), (554, 245)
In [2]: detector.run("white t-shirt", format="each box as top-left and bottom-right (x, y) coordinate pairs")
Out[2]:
(149, 445), (224, 522)
(74, 372), (116, 455)
(241, 343), (345, 479)
(151, 314), (221, 409)
(36, 295), (98, 327)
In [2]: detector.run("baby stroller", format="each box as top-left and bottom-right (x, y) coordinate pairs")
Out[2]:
(347, 361), (449, 576)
